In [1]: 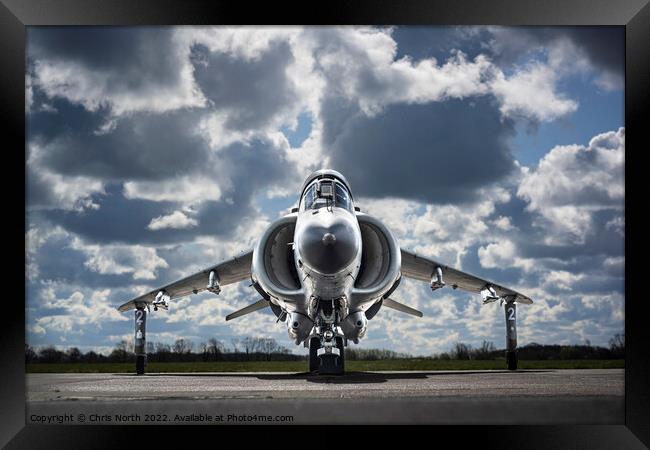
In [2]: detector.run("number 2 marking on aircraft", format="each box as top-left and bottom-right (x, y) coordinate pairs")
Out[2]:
(135, 309), (144, 325)
(508, 307), (515, 321)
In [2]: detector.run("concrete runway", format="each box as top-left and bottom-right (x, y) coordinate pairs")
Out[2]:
(26, 369), (624, 424)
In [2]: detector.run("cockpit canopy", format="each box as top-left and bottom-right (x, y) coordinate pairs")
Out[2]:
(300, 178), (353, 212)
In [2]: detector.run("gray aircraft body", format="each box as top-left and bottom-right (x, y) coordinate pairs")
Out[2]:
(119, 169), (532, 374)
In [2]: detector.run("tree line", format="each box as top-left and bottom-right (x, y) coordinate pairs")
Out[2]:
(26, 333), (624, 363)
(26, 336), (302, 364)
(430, 334), (625, 361)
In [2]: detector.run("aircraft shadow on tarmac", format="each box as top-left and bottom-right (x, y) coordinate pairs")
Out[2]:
(120, 370), (553, 385)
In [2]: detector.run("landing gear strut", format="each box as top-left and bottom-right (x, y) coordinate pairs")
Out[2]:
(504, 297), (518, 370)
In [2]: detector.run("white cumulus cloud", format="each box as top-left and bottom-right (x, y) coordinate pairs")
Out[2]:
(147, 211), (199, 231)
(490, 62), (578, 121)
(70, 238), (169, 280)
(517, 127), (624, 244)
(478, 240), (535, 272)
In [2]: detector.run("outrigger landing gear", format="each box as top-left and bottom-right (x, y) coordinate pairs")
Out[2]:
(133, 292), (169, 375)
(134, 305), (147, 375)
(504, 297), (518, 371)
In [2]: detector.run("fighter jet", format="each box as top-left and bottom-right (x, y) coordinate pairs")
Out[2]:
(118, 169), (532, 375)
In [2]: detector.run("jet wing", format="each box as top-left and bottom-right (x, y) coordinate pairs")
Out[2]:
(117, 250), (253, 312)
(383, 297), (423, 317)
(400, 248), (533, 304)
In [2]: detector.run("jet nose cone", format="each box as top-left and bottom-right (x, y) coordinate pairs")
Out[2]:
(299, 221), (358, 274)
(322, 232), (336, 246)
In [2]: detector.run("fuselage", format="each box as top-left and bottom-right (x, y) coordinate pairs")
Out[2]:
(294, 184), (362, 302)
(251, 169), (401, 345)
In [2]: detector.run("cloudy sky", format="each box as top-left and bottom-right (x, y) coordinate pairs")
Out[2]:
(25, 26), (624, 356)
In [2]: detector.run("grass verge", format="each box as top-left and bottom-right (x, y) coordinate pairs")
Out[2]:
(26, 359), (624, 373)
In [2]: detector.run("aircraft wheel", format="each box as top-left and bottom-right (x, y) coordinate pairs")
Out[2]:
(309, 337), (320, 372)
(506, 351), (517, 371)
(336, 337), (345, 372)
(136, 355), (145, 375)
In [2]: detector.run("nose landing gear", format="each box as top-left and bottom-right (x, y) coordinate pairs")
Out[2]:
(308, 299), (346, 374)
(309, 334), (345, 374)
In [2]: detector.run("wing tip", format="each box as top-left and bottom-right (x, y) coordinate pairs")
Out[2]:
(517, 295), (533, 305)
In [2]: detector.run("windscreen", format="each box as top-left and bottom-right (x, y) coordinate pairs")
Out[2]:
(335, 182), (352, 211)
(301, 179), (353, 211)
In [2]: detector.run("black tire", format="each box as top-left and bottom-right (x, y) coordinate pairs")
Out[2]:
(335, 337), (345, 372)
(309, 337), (320, 372)
(506, 351), (517, 371)
(136, 355), (145, 375)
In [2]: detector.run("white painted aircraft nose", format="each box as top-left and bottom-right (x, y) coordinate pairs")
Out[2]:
(298, 220), (357, 275)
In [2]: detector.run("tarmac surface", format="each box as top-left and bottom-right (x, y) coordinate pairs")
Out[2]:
(26, 369), (624, 424)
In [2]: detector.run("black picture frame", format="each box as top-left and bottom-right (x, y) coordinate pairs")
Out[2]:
(3, 0), (648, 447)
